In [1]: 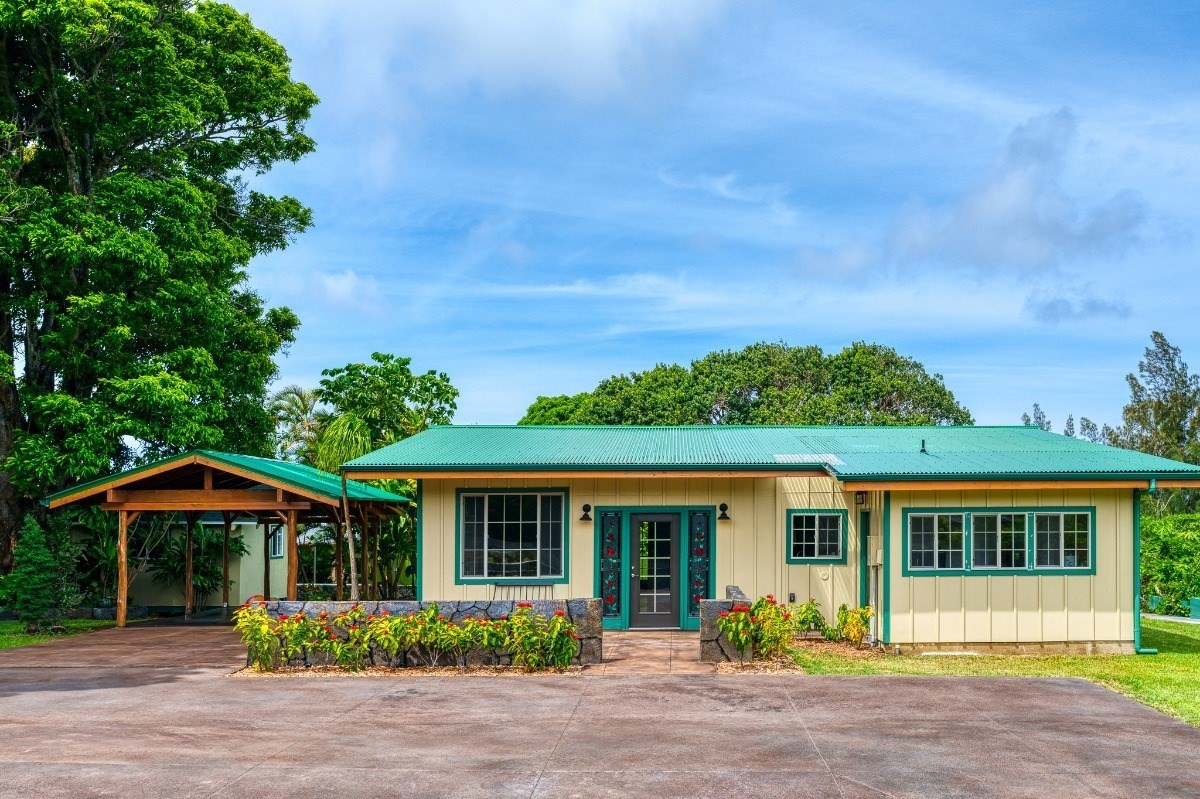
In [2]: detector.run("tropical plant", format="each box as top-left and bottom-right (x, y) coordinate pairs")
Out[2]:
(0, 0), (318, 569)
(148, 522), (248, 608)
(505, 602), (580, 671)
(716, 603), (756, 658)
(1141, 514), (1200, 616)
(233, 603), (279, 672)
(269, 386), (326, 463)
(794, 598), (831, 637)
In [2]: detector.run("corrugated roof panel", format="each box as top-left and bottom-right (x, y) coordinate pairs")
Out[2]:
(342, 425), (1200, 479)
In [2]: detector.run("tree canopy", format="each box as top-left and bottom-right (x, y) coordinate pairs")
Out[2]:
(520, 342), (973, 427)
(0, 1), (317, 566)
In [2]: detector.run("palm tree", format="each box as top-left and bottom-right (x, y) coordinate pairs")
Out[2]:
(269, 385), (324, 463)
(312, 412), (374, 601)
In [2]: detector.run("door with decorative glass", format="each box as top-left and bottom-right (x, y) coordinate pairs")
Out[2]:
(629, 513), (680, 629)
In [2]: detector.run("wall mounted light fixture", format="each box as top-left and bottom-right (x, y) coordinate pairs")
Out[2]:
(855, 491), (867, 505)
(579, 504), (592, 522)
(718, 503), (730, 520)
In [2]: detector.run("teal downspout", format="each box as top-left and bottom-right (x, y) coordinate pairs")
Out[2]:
(1133, 488), (1157, 654)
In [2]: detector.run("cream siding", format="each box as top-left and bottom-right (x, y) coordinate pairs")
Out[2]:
(419, 477), (1134, 644)
(884, 488), (1134, 645)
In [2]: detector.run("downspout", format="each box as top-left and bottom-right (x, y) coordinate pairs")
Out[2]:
(1133, 486), (1157, 655)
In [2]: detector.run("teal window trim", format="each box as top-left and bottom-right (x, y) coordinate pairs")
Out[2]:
(785, 509), (849, 565)
(1133, 489), (1156, 654)
(593, 505), (716, 632)
(454, 487), (570, 585)
(900, 506), (1098, 577)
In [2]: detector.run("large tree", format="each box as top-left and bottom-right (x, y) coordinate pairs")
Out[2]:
(0, 1), (317, 566)
(520, 341), (973, 426)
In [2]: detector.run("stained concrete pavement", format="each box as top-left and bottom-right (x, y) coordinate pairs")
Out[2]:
(0, 627), (1198, 798)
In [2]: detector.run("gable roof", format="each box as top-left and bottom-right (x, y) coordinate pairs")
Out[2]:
(341, 425), (1200, 482)
(44, 450), (411, 509)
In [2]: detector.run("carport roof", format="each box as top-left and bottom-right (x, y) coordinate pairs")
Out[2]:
(44, 449), (412, 509)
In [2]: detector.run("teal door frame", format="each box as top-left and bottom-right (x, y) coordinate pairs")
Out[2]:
(594, 505), (715, 631)
(858, 508), (871, 609)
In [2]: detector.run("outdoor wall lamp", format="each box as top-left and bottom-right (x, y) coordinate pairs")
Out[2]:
(579, 504), (592, 522)
(855, 491), (867, 505)
(718, 503), (730, 520)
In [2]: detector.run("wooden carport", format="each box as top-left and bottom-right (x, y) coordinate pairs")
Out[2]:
(43, 450), (412, 627)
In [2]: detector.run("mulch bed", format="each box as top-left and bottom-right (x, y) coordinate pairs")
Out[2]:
(228, 664), (584, 678)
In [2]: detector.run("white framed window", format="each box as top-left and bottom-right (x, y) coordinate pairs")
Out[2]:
(460, 492), (564, 580)
(1035, 512), (1090, 569)
(269, 528), (284, 559)
(789, 513), (843, 561)
(971, 513), (1027, 569)
(908, 513), (964, 570)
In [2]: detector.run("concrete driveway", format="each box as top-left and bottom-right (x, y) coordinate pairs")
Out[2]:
(1, 628), (1198, 798)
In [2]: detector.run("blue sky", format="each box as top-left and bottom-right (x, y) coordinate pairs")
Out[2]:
(233, 1), (1200, 427)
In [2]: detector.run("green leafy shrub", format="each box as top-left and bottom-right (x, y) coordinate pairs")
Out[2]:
(716, 602), (755, 657)
(1141, 514), (1200, 616)
(794, 598), (832, 637)
(505, 602), (580, 671)
(834, 603), (874, 647)
(0, 517), (79, 631)
(233, 603), (279, 671)
(750, 595), (794, 658)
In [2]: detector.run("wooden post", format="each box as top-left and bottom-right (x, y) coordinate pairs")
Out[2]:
(333, 512), (344, 601)
(221, 512), (232, 609)
(360, 511), (370, 600)
(286, 509), (299, 601)
(117, 510), (129, 628)
(263, 520), (272, 600)
(184, 512), (195, 616)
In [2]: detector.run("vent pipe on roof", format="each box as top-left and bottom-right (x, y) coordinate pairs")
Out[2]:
(920, 439), (927, 455)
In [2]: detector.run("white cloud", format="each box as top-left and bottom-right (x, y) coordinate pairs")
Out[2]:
(1023, 286), (1132, 324)
(887, 110), (1146, 271)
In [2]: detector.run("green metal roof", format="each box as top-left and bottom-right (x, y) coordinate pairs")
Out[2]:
(44, 450), (412, 506)
(342, 425), (1200, 481)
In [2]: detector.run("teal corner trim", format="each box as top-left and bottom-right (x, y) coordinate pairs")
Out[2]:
(899, 506), (1098, 577)
(881, 492), (891, 646)
(1133, 489), (1157, 654)
(414, 480), (423, 601)
(593, 505), (716, 631)
(858, 509), (871, 609)
(784, 509), (849, 565)
(452, 487), (571, 585)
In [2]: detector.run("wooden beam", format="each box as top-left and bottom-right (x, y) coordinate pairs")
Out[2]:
(117, 510), (129, 628)
(263, 521), (273, 600)
(1153, 480), (1200, 488)
(101, 501), (311, 511)
(333, 510), (344, 601)
(285, 509), (299, 601)
(221, 512), (233, 609)
(203, 467), (213, 490)
(46, 454), (203, 508)
(840, 479), (1152, 492)
(183, 512), (196, 616)
(107, 489), (280, 504)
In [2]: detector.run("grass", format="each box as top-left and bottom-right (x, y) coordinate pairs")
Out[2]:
(0, 618), (120, 651)
(791, 617), (1200, 726)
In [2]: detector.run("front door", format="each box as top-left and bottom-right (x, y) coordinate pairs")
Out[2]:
(629, 513), (680, 629)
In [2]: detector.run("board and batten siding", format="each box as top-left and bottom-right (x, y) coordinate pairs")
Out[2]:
(419, 476), (867, 625)
(885, 488), (1134, 646)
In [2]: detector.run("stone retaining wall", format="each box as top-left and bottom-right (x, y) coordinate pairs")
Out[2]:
(264, 598), (603, 666)
(699, 585), (753, 663)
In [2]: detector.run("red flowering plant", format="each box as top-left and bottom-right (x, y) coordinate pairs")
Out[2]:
(715, 603), (755, 659)
(505, 603), (580, 671)
(275, 611), (323, 666)
(323, 604), (372, 670)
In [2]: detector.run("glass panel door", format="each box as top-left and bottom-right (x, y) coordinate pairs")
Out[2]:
(629, 514), (680, 629)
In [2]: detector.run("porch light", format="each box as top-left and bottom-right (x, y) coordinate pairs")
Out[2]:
(579, 504), (592, 522)
(855, 491), (867, 505)
(718, 503), (730, 521)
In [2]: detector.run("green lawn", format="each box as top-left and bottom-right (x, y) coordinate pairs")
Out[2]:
(793, 618), (1200, 726)
(0, 618), (120, 651)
